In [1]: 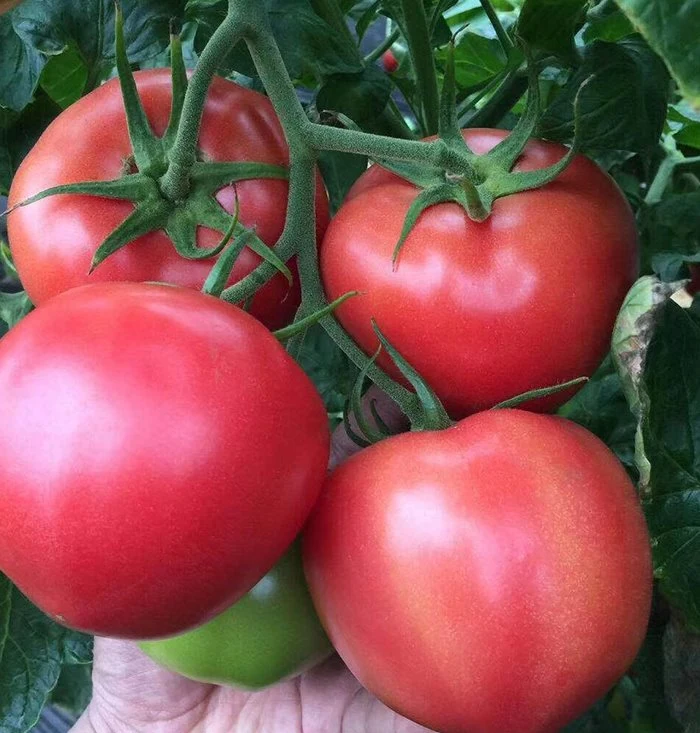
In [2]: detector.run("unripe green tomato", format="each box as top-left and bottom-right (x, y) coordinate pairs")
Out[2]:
(139, 542), (332, 689)
(0, 0), (22, 14)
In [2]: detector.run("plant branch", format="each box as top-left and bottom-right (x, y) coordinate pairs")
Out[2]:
(365, 27), (401, 64)
(159, 1), (246, 201)
(478, 0), (513, 54)
(400, 0), (440, 134)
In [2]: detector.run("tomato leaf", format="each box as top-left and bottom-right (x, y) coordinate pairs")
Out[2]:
(642, 301), (700, 631)
(189, 0), (363, 80)
(639, 192), (700, 279)
(663, 614), (700, 729)
(583, 7), (634, 43)
(557, 357), (637, 476)
(614, 0), (700, 109)
(296, 325), (359, 423)
(0, 290), (32, 335)
(540, 36), (669, 153)
(0, 0), (183, 113)
(49, 662), (92, 717)
(0, 93), (60, 196)
(0, 577), (92, 733)
(0, 14), (45, 112)
(318, 150), (368, 213)
(437, 31), (506, 89)
(38, 42), (88, 109)
(516, 0), (588, 63)
(316, 65), (393, 127)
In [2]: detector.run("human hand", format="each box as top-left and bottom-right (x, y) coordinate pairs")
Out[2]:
(72, 389), (434, 733)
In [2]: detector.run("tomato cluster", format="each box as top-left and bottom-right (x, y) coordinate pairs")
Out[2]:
(0, 68), (652, 733)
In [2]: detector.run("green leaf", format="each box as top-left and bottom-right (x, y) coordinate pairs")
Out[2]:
(642, 301), (700, 630)
(558, 356), (638, 475)
(1, 0), (184, 113)
(0, 290), (32, 335)
(296, 325), (358, 425)
(614, 0), (700, 108)
(190, 0), (362, 80)
(438, 31), (506, 89)
(0, 577), (91, 733)
(663, 614), (700, 730)
(318, 150), (368, 213)
(539, 36), (670, 152)
(667, 100), (700, 150)
(0, 14), (45, 112)
(0, 92), (61, 195)
(316, 65), (393, 127)
(640, 192), (700, 279)
(516, 0), (588, 62)
(50, 662), (92, 717)
(583, 7), (635, 43)
(38, 42), (88, 108)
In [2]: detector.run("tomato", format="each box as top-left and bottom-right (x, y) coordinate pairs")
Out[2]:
(0, 282), (329, 639)
(321, 129), (639, 416)
(7, 71), (330, 330)
(382, 50), (399, 73)
(304, 409), (652, 733)
(140, 542), (332, 688)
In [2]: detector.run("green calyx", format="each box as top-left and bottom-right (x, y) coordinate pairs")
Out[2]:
(343, 321), (453, 442)
(379, 42), (591, 266)
(6, 6), (290, 282)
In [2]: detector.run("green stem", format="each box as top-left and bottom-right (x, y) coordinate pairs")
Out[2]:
(644, 154), (700, 206)
(464, 67), (527, 128)
(644, 155), (679, 206)
(159, 0), (246, 202)
(457, 71), (506, 123)
(306, 123), (440, 161)
(240, 1), (427, 427)
(310, 0), (358, 53)
(365, 27), (401, 64)
(400, 0), (440, 135)
(478, 0), (513, 54)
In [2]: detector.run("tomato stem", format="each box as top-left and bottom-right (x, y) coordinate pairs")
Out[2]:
(400, 0), (440, 135)
(159, 1), (246, 202)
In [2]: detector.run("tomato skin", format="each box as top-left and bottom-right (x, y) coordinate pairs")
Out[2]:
(304, 409), (652, 733)
(321, 129), (639, 416)
(139, 542), (332, 688)
(7, 71), (330, 330)
(382, 50), (399, 73)
(0, 283), (330, 639)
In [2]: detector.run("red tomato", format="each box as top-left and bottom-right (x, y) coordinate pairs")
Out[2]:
(382, 50), (399, 73)
(321, 130), (639, 416)
(304, 409), (652, 733)
(0, 283), (329, 639)
(8, 71), (330, 330)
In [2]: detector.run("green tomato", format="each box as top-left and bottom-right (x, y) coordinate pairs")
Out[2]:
(139, 542), (332, 689)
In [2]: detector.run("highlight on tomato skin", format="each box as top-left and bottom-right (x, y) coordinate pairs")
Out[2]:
(0, 282), (331, 640)
(7, 70), (331, 331)
(321, 128), (639, 418)
(303, 409), (653, 733)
